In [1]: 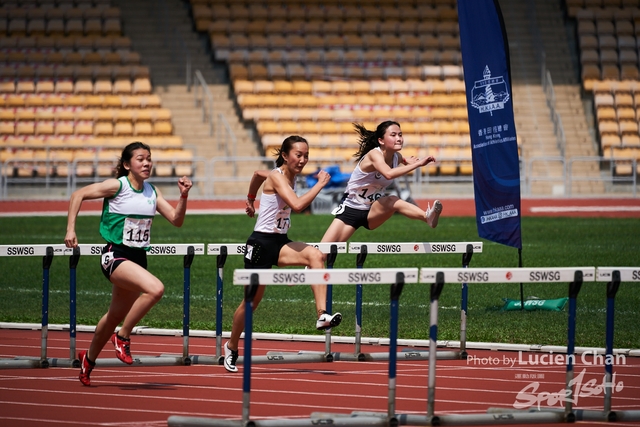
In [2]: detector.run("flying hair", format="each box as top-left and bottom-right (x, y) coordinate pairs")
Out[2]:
(352, 121), (400, 162)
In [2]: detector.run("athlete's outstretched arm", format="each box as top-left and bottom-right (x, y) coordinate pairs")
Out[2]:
(65, 179), (121, 247)
(156, 176), (192, 227)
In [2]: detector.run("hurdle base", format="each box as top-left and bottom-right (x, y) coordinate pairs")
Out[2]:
(168, 354), (220, 365)
(0, 357), (47, 369)
(315, 411), (401, 427)
(400, 411), (567, 426)
(612, 410), (640, 422)
(94, 355), (186, 367)
(168, 416), (242, 427)
(340, 412), (435, 426)
(489, 406), (640, 423)
(169, 415), (391, 427)
(242, 353), (328, 365)
(330, 350), (461, 362)
(266, 351), (333, 363)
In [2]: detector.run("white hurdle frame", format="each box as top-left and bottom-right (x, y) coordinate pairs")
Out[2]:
(168, 267), (418, 427)
(343, 242), (483, 362)
(491, 267), (640, 423)
(398, 266), (595, 426)
(0, 243), (205, 369)
(192, 243), (347, 367)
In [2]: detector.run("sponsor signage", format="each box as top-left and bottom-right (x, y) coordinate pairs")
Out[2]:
(233, 268), (419, 285)
(420, 267), (596, 283)
(349, 242), (483, 254)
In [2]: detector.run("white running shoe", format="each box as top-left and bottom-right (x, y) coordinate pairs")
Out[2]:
(316, 311), (342, 330)
(426, 200), (443, 229)
(223, 341), (239, 373)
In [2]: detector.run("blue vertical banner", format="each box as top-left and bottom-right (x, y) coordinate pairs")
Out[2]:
(457, 0), (522, 249)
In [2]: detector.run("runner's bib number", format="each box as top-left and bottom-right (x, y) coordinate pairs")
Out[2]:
(357, 185), (385, 205)
(123, 217), (152, 248)
(275, 209), (291, 233)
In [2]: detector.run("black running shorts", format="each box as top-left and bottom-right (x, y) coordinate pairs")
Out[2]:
(244, 231), (292, 269)
(100, 243), (148, 280)
(333, 205), (371, 230)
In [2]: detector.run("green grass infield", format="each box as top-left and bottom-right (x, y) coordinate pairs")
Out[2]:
(0, 214), (638, 349)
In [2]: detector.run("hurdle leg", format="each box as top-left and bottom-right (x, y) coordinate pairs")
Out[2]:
(387, 272), (405, 425)
(563, 271), (583, 422)
(427, 272), (445, 419)
(459, 244), (473, 358)
(216, 246), (228, 363)
(604, 270), (621, 415)
(243, 274), (260, 426)
(324, 245), (337, 358)
(69, 247), (80, 366)
(182, 246), (195, 365)
(354, 246), (367, 359)
(40, 247), (54, 368)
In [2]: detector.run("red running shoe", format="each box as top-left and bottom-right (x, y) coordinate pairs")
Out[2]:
(111, 333), (133, 365)
(79, 350), (95, 386)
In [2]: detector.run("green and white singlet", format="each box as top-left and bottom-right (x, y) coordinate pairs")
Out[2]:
(99, 176), (157, 249)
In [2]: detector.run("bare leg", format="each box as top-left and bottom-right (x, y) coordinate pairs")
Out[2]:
(278, 242), (327, 316)
(367, 195), (428, 230)
(227, 285), (266, 352)
(321, 218), (357, 243)
(86, 261), (164, 361)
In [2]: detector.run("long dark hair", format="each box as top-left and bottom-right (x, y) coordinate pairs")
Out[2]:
(352, 121), (400, 162)
(273, 135), (308, 167)
(115, 141), (151, 178)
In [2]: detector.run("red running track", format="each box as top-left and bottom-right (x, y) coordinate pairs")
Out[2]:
(0, 329), (638, 426)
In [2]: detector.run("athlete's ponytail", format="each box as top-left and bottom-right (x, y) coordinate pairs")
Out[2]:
(352, 121), (400, 162)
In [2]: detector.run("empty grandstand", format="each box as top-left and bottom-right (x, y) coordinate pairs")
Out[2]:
(1, 0), (638, 200)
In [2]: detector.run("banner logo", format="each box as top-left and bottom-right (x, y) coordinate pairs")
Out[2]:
(471, 65), (511, 115)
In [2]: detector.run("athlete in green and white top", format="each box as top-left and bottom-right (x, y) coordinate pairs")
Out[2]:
(64, 141), (192, 386)
(100, 176), (157, 249)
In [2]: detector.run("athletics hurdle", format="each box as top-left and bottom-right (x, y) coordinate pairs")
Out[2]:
(0, 243), (204, 369)
(392, 266), (595, 426)
(193, 243), (347, 366)
(0, 245), (54, 368)
(167, 267), (418, 427)
(339, 242), (482, 362)
(594, 267), (640, 422)
(495, 267), (640, 423)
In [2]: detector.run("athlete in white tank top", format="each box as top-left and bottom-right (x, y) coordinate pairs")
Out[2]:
(343, 147), (399, 211)
(253, 168), (294, 234)
(320, 121), (442, 243)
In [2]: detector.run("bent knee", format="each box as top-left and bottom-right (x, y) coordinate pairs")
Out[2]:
(377, 195), (400, 208)
(147, 281), (165, 301)
(308, 249), (325, 268)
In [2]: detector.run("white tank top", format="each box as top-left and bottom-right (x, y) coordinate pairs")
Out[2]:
(343, 147), (399, 210)
(254, 168), (294, 234)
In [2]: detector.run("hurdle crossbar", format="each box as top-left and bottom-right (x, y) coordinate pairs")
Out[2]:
(347, 242), (482, 361)
(0, 243), (204, 369)
(413, 267), (595, 425)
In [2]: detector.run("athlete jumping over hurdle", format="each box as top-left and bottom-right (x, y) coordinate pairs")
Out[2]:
(224, 135), (342, 373)
(321, 121), (442, 245)
(64, 141), (192, 386)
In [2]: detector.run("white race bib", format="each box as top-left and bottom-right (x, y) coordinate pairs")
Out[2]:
(357, 184), (385, 205)
(123, 217), (152, 248)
